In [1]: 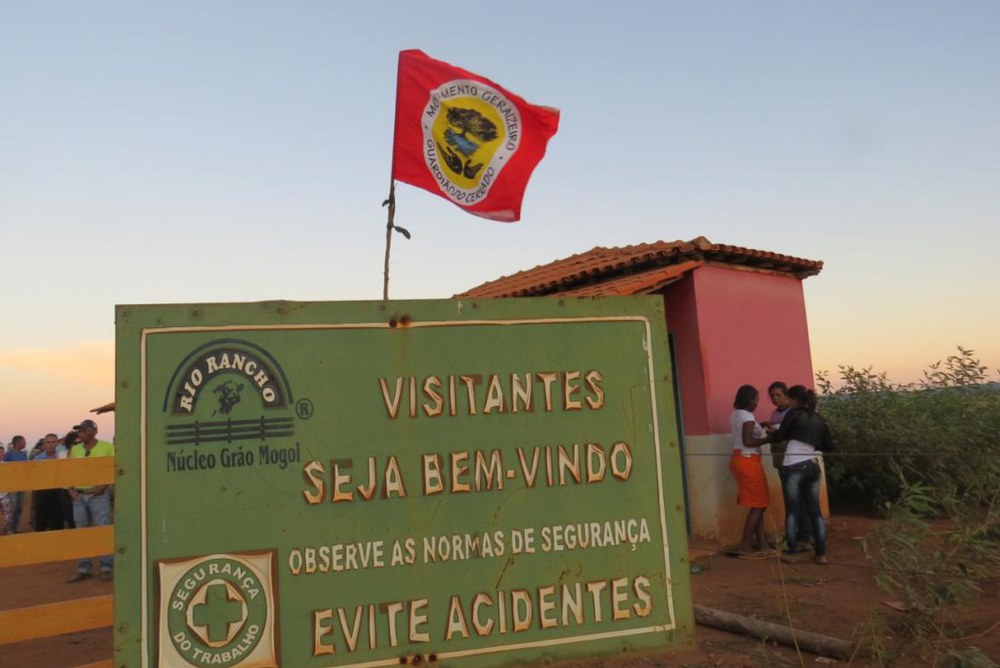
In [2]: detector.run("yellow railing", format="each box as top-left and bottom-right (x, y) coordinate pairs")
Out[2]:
(0, 457), (115, 668)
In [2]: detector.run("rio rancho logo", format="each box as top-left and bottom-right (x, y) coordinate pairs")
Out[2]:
(157, 551), (279, 668)
(162, 339), (304, 473)
(165, 339), (292, 418)
(422, 78), (521, 206)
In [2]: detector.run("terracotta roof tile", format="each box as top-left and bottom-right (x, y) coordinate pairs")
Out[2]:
(559, 260), (702, 296)
(456, 237), (822, 298)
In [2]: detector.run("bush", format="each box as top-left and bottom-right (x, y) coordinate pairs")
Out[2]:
(863, 476), (1000, 638)
(821, 348), (1000, 657)
(816, 347), (1000, 515)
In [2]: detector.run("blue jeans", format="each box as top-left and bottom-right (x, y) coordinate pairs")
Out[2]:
(8, 491), (24, 532)
(778, 466), (815, 543)
(781, 460), (826, 556)
(73, 491), (114, 573)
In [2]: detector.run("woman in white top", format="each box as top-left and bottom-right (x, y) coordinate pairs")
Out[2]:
(729, 385), (772, 557)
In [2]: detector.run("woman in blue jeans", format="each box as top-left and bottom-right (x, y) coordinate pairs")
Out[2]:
(767, 385), (828, 564)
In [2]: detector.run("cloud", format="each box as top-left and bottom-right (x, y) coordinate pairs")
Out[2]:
(0, 341), (114, 386)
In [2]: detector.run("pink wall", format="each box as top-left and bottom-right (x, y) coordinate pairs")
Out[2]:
(661, 277), (708, 433)
(663, 264), (815, 435)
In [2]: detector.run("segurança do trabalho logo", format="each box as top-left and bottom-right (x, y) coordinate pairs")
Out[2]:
(157, 551), (279, 668)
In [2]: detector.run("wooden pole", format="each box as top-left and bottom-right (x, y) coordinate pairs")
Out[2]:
(694, 604), (856, 660)
(382, 181), (396, 300)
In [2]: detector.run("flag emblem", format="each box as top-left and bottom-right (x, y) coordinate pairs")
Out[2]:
(422, 79), (520, 205)
(392, 50), (559, 222)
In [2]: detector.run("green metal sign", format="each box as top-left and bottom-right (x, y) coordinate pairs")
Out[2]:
(114, 297), (693, 667)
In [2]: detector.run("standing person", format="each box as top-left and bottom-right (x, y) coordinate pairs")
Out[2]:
(67, 419), (115, 582)
(0, 474), (11, 535)
(766, 382), (791, 467)
(766, 382), (814, 550)
(729, 385), (772, 557)
(60, 431), (77, 528)
(3, 435), (29, 533)
(29, 437), (45, 529)
(30, 433), (66, 531)
(767, 385), (829, 564)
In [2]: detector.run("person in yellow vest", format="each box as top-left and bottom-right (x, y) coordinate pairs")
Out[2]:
(67, 419), (115, 583)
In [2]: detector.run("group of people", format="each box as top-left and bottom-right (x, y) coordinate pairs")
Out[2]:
(1, 419), (117, 582)
(729, 382), (831, 564)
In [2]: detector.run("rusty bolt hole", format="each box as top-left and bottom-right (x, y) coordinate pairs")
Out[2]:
(399, 654), (434, 665)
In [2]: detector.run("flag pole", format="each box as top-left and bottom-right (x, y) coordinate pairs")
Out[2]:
(382, 181), (396, 300)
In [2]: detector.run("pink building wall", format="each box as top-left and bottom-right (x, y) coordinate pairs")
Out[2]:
(664, 264), (815, 433)
(661, 276), (707, 431)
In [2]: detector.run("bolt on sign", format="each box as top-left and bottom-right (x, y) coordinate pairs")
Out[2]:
(114, 297), (694, 667)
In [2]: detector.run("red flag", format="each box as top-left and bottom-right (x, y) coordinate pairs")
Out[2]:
(391, 49), (560, 222)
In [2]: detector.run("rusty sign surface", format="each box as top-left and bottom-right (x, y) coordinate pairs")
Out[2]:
(114, 297), (693, 667)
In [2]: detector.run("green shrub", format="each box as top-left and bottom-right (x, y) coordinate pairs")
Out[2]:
(862, 473), (1000, 658)
(818, 348), (999, 658)
(816, 347), (1000, 515)
(863, 476), (1000, 633)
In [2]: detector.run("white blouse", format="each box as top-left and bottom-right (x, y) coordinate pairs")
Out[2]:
(730, 409), (763, 456)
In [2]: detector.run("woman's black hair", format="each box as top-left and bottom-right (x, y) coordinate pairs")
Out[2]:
(733, 384), (759, 410)
(787, 385), (818, 413)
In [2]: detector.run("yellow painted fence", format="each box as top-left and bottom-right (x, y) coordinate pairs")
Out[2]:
(0, 457), (115, 668)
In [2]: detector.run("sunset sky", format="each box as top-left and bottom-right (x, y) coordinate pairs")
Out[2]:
(2, 2), (998, 444)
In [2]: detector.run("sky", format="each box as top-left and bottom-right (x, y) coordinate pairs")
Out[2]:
(2, 1), (998, 444)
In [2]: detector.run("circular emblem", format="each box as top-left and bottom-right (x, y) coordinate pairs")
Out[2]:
(166, 557), (268, 668)
(421, 78), (522, 206)
(295, 397), (314, 419)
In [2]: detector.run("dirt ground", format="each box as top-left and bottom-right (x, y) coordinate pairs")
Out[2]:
(3, 515), (997, 667)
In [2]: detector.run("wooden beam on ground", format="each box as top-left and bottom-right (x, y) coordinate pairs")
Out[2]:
(0, 526), (114, 569)
(0, 595), (113, 644)
(0, 457), (115, 492)
(694, 604), (856, 660)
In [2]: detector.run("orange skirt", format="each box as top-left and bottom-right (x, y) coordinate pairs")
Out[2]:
(730, 451), (770, 508)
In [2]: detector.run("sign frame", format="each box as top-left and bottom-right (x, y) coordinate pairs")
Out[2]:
(114, 297), (694, 667)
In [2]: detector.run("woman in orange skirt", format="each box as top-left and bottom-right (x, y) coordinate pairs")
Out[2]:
(730, 385), (771, 557)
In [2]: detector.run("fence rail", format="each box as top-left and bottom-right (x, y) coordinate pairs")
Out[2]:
(0, 525), (114, 568)
(0, 456), (116, 668)
(0, 595), (114, 644)
(0, 456), (114, 491)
